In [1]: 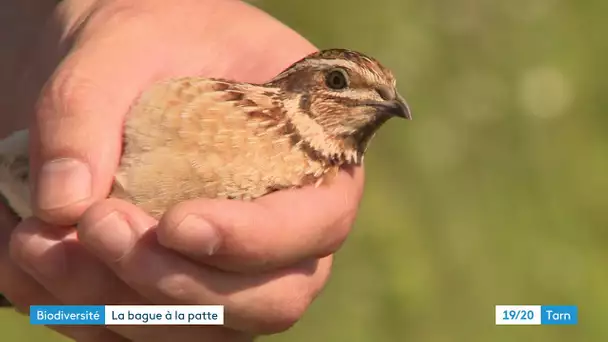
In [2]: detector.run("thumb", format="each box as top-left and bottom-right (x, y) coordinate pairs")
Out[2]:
(29, 30), (163, 226)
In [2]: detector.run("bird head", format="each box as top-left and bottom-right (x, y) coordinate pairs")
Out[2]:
(267, 49), (411, 164)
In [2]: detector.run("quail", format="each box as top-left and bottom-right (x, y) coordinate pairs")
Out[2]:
(0, 48), (411, 307)
(0, 48), (411, 221)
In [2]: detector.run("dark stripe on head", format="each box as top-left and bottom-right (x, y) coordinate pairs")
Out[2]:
(267, 49), (394, 97)
(306, 49), (393, 80)
(321, 94), (363, 107)
(267, 67), (320, 93)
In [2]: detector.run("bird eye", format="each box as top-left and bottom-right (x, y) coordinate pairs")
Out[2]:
(325, 69), (349, 90)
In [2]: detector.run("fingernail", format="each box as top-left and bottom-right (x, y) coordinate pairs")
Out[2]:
(176, 215), (220, 255)
(17, 233), (67, 280)
(84, 211), (134, 261)
(36, 158), (92, 210)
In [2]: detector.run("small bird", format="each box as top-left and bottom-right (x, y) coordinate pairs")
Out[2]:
(0, 48), (410, 307)
(0, 48), (411, 221)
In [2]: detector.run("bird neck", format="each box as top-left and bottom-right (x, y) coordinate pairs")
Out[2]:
(343, 114), (390, 156)
(282, 106), (362, 166)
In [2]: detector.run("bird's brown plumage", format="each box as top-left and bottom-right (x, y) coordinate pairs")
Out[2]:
(0, 48), (411, 220)
(112, 77), (334, 218)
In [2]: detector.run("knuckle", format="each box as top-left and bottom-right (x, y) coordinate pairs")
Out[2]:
(37, 66), (99, 127)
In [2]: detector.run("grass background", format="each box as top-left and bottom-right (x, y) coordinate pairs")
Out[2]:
(2, 0), (607, 340)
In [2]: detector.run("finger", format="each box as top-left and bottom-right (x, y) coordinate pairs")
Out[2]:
(0, 203), (55, 311)
(10, 217), (250, 342)
(29, 11), (172, 226)
(9, 217), (143, 305)
(156, 166), (364, 272)
(77, 199), (333, 334)
(0, 205), (125, 342)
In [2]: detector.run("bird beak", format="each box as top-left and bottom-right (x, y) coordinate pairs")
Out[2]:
(388, 93), (412, 120)
(366, 91), (412, 120)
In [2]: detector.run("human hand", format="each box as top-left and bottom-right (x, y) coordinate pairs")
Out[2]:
(0, 0), (365, 341)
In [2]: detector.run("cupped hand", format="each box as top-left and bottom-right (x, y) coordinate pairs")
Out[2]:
(0, 0), (365, 341)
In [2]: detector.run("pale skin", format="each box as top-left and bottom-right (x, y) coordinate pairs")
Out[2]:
(0, 0), (365, 341)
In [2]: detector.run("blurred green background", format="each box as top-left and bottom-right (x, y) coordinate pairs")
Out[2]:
(2, 0), (607, 341)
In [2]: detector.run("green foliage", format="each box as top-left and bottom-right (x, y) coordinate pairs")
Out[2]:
(2, 0), (606, 340)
